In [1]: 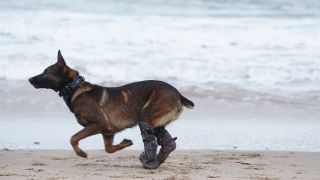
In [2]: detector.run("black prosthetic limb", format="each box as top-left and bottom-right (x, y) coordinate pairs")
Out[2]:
(140, 126), (177, 165)
(154, 127), (177, 164)
(138, 121), (159, 169)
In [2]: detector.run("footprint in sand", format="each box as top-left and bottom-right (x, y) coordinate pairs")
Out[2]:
(240, 153), (262, 158)
(31, 161), (47, 166)
(207, 175), (221, 179)
(236, 161), (266, 171)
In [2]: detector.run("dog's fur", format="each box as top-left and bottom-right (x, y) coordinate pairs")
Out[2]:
(29, 51), (194, 158)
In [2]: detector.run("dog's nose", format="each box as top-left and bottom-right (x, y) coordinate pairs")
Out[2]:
(29, 77), (35, 83)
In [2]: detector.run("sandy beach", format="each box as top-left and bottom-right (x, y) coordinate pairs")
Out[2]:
(0, 149), (319, 180)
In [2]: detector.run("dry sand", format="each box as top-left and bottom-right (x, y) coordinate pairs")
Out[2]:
(0, 149), (319, 180)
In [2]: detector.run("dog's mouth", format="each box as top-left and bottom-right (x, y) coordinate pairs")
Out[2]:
(29, 82), (41, 89)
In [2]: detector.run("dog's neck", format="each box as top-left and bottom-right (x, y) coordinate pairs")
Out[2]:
(58, 75), (85, 98)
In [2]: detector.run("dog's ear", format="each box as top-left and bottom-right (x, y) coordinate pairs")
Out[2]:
(57, 50), (67, 68)
(57, 50), (78, 78)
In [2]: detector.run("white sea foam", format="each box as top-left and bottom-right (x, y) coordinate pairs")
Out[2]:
(1, 0), (320, 96)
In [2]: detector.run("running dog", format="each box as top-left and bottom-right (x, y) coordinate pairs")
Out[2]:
(29, 50), (194, 169)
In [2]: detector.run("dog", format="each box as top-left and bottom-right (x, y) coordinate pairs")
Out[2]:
(29, 50), (194, 169)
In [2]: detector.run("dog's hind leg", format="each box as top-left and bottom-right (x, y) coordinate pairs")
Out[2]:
(70, 123), (101, 158)
(102, 134), (133, 153)
(140, 127), (177, 165)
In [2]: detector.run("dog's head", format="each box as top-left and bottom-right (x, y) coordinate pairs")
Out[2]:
(29, 50), (78, 91)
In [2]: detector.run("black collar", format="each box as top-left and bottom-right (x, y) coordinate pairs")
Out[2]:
(58, 75), (85, 97)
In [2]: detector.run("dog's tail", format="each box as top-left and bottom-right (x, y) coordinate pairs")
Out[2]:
(180, 95), (194, 109)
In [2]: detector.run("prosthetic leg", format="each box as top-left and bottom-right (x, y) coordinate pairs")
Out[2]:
(154, 127), (177, 164)
(138, 121), (159, 169)
(140, 126), (177, 165)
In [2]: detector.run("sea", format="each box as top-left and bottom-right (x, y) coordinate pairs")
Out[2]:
(0, 0), (320, 151)
(1, 0), (320, 94)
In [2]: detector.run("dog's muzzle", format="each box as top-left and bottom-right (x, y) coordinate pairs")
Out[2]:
(29, 76), (41, 88)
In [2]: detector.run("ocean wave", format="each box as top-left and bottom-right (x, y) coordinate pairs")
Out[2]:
(0, 0), (320, 95)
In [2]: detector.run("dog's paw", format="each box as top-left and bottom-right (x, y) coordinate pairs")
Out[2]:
(121, 139), (133, 146)
(76, 150), (88, 158)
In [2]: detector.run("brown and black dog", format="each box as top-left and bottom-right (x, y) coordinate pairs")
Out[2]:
(29, 50), (194, 169)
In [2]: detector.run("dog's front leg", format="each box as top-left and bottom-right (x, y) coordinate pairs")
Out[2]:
(70, 123), (101, 158)
(102, 134), (133, 153)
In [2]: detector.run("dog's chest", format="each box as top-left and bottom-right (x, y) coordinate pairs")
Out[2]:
(75, 115), (89, 127)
